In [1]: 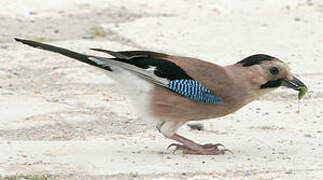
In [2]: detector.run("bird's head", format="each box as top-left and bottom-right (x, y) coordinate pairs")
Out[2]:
(236, 54), (307, 96)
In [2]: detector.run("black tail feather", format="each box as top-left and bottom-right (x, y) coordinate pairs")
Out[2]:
(15, 38), (112, 71)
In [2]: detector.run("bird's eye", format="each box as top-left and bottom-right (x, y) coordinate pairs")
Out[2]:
(269, 67), (279, 75)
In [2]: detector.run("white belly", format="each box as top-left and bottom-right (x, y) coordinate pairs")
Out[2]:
(102, 66), (159, 125)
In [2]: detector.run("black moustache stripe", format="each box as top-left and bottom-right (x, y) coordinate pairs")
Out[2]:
(260, 79), (282, 89)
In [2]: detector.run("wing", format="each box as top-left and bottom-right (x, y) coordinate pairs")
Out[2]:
(91, 49), (222, 104)
(90, 48), (167, 60)
(15, 38), (222, 104)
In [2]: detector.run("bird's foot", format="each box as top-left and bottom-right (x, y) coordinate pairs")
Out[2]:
(168, 143), (231, 155)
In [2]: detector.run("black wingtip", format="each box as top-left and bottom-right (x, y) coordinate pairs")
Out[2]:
(90, 48), (114, 54)
(90, 48), (130, 59)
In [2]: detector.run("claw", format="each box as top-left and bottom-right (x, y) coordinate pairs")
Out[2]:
(167, 142), (231, 155)
(167, 143), (178, 149)
(183, 148), (230, 155)
(167, 143), (187, 153)
(222, 148), (233, 154)
(202, 143), (225, 149)
(168, 134), (231, 155)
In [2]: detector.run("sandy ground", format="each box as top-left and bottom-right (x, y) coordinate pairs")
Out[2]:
(0, 0), (323, 179)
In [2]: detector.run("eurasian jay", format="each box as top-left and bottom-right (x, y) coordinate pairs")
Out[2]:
(15, 38), (307, 155)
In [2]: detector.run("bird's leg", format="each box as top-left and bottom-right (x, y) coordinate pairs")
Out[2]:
(168, 134), (231, 155)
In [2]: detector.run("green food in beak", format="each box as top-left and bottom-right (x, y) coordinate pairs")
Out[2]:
(281, 76), (307, 99)
(298, 86), (308, 99)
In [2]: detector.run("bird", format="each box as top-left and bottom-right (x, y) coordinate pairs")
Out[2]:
(15, 38), (307, 155)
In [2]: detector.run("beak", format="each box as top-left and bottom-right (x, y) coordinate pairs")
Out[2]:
(281, 76), (307, 91)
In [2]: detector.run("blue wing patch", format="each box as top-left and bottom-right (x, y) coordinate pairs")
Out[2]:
(168, 79), (222, 104)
